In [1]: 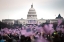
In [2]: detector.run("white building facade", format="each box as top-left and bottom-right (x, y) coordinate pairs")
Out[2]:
(2, 4), (64, 25)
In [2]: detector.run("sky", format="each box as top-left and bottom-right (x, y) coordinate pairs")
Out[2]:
(0, 0), (64, 20)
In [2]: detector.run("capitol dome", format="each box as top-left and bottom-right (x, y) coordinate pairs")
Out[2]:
(28, 4), (36, 14)
(29, 8), (35, 11)
(27, 4), (37, 19)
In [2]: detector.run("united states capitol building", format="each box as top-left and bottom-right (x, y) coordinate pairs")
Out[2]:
(2, 4), (64, 25)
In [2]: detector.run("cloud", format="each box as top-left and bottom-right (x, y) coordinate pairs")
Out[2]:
(0, 0), (64, 20)
(0, 0), (64, 10)
(38, 0), (64, 10)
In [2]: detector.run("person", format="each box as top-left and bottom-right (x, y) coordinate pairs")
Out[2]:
(48, 23), (55, 35)
(42, 23), (56, 42)
(34, 27), (49, 42)
(25, 36), (31, 42)
(20, 35), (26, 42)
(35, 32), (49, 42)
(51, 30), (61, 42)
(58, 21), (64, 42)
(7, 38), (13, 42)
(42, 23), (49, 34)
(0, 36), (5, 42)
(56, 19), (63, 32)
(0, 39), (5, 42)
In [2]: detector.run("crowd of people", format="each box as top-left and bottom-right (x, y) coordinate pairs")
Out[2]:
(0, 19), (64, 42)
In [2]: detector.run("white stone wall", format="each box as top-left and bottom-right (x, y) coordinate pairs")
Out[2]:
(2, 19), (14, 25)
(37, 19), (46, 25)
(18, 19), (27, 25)
(2, 19), (63, 25)
(27, 19), (38, 24)
(49, 19), (58, 23)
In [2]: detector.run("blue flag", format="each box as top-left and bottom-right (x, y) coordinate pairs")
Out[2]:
(26, 28), (31, 32)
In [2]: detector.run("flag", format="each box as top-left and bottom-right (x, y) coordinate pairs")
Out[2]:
(26, 28), (31, 32)
(58, 19), (62, 25)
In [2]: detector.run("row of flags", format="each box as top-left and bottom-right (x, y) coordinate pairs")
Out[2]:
(1, 23), (64, 36)
(0, 26), (43, 36)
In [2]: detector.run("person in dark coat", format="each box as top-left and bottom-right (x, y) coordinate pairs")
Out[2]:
(20, 35), (26, 42)
(25, 36), (31, 42)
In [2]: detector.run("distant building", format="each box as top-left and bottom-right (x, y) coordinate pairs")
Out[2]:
(49, 14), (64, 23)
(56, 14), (63, 19)
(2, 19), (14, 25)
(2, 4), (64, 25)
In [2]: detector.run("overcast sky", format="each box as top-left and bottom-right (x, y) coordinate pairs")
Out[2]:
(0, 0), (64, 20)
